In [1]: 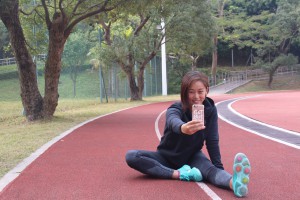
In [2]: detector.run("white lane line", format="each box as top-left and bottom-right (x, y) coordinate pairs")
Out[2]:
(0, 106), (144, 192)
(154, 110), (166, 141)
(197, 182), (222, 200)
(154, 110), (222, 200)
(216, 96), (300, 150)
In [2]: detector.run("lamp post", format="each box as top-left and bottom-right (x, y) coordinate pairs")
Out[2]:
(160, 19), (167, 96)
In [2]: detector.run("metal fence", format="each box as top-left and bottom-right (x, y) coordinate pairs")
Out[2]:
(0, 54), (47, 66)
(1, 55), (299, 102)
(212, 65), (300, 84)
(0, 56), (163, 102)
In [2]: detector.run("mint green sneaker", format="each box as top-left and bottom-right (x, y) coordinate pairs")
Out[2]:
(178, 165), (202, 182)
(233, 153), (251, 197)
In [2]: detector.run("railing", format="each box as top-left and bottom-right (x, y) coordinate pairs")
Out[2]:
(229, 65), (300, 80)
(209, 65), (300, 87)
(0, 57), (16, 66)
(0, 54), (47, 66)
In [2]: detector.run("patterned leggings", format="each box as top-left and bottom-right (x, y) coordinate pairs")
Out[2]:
(125, 150), (232, 189)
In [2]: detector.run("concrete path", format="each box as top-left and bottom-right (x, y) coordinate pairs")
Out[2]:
(209, 80), (250, 95)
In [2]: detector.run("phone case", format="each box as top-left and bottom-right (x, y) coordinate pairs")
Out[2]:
(192, 104), (204, 122)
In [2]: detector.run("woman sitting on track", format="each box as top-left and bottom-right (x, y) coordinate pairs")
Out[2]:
(125, 71), (251, 198)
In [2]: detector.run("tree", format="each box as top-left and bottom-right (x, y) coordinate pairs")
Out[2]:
(273, 0), (300, 54)
(0, 0), (42, 121)
(62, 29), (92, 97)
(263, 0), (300, 87)
(167, 0), (214, 71)
(210, 0), (226, 86)
(220, 0), (300, 87)
(263, 54), (298, 88)
(97, 12), (159, 101)
(0, 0), (126, 120)
(93, 0), (214, 100)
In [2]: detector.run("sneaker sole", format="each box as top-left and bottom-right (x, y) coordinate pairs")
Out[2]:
(233, 153), (251, 197)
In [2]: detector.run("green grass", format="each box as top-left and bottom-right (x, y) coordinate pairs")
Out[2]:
(58, 71), (104, 98)
(231, 74), (300, 93)
(0, 79), (21, 101)
(0, 68), (131, 101)
(0, 70), (112, 101)
(0, 64), (18, 74)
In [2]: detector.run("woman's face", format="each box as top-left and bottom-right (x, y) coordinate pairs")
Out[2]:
(188, 80), (207, 108)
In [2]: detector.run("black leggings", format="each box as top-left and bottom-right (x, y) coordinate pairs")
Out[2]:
(125, 150), (232, 189)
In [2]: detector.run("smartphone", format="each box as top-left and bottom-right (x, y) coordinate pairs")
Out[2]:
(192, 104), (204, 123)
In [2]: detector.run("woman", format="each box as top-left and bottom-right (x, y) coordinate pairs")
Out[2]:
(125, 71), (251, 197)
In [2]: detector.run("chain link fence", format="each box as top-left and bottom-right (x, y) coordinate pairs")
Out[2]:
(1, 55), (299, 102)
(0, 56), (163, 102)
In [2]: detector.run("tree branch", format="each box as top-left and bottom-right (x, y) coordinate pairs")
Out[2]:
(139, 51), (156, 70)
(59, 0), (67, 20)
(99, 20), (112, 45)
(65, 0), (116, 38)
(134, 15), (150, 36)
(72, 0), (85, 15)
(41, 0), (52, 29)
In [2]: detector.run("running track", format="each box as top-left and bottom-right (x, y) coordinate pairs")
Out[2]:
(0, 90), (299, 199)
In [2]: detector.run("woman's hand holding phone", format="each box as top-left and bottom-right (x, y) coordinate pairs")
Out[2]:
(181, 120), (205, 135)
(181, 104), (205, 135)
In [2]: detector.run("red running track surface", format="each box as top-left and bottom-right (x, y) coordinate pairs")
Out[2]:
(0, 91), (299, 199)
(230, 90), (300, 133)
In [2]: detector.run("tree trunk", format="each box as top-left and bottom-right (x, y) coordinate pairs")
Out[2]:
(70, 67), (78, 98)
(268, 71), (274, 89)
(122, 65), (140, 101)
(136, 52), (156, 100)
(211, 36), (218, 86)
(191, 55), (200, 71)
(0, 0), (43, 121)
(268, 67), (277, 88)
(211, 0), (225, 86)
(42, 15), (67, 118)
(73, 79), (76, 98)
(191, 59), (197, 71)
(137, 68), (145, 99)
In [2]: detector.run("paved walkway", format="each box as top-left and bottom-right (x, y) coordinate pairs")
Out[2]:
(209, 80), (251, 95)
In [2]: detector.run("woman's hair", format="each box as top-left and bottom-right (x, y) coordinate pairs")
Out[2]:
(180, 71), (209, 111)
